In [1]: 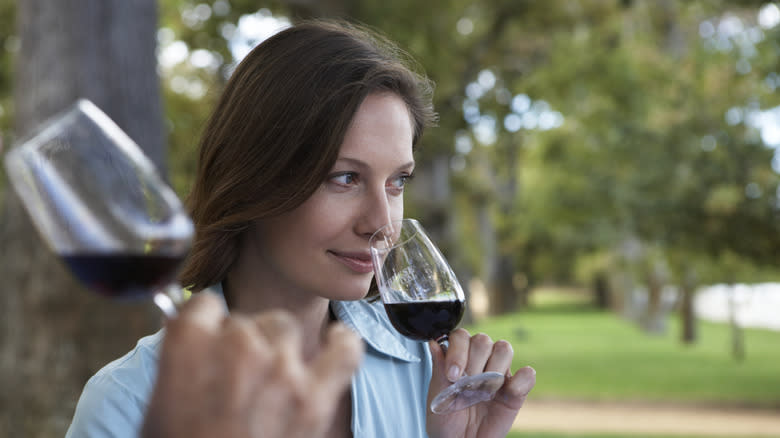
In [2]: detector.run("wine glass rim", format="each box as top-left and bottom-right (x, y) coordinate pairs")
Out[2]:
(3, 98), (194, 254)
(369, 218), (424, 252)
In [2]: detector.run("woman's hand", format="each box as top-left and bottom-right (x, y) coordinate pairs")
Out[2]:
(142, 292), (364, 438)
(426, 328), (536, 438)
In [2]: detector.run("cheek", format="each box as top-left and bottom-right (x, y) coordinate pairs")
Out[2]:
(390, 197), (404, 220)
(291, 196), (348, 238)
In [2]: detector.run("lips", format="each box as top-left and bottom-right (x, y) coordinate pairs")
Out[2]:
(329, 251), (375, 274)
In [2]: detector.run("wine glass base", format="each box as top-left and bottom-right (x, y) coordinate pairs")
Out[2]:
(430, 371), (505, 414)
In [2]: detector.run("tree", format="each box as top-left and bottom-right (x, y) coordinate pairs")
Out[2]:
(0, 1), (163, 435)
(514, 1), (780, 342)
(156, 1), (780, 323)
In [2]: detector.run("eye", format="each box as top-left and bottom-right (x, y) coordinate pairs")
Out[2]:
(388, 172), (414, 194)
(329, 171), (359, 187)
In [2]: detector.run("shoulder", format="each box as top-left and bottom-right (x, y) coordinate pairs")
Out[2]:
(65, 330), (165, 438)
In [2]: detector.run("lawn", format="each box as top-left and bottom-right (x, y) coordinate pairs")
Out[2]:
(506, 433), (766, 438)
(465, 288), (780, 408)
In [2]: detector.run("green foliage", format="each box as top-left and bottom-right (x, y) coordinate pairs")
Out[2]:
(0, 0), (13, 141)
(5, 0), (778, 288)
(467, 289), (780, 407)
(501, 1), (780, 288)
(147, 1), (780, 290)
(507, 433), (764, 438)
(0, 0), (15, 210)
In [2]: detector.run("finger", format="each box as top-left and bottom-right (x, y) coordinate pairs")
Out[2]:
(443, 328), (470, 382)
(483, 339), (514, 375)
(297, 324), (363, 438)
(160, 292), (226, 365)
(464, 333), (494, 376)
(168, 291), (225, 336)
(215, 315), (273, 403)
(310, 323), (364, 393)
(253, 310), (303, 356)
(495, 366), (536, 410)
(253, 310), (307, 390)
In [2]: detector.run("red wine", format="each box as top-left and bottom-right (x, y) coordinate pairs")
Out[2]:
(61, 253), (184, 299)
(384, 300), (464, 341)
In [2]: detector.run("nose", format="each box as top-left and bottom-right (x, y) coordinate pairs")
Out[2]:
(360, 187), (395, 239)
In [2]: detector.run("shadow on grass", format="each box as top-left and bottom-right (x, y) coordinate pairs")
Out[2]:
(507, 433), (766, 438)
(523, 301), (606, 314)
(523, 289), (608, 314)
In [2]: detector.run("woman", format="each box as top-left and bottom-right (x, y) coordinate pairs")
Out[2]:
(66, 20), (535, 438)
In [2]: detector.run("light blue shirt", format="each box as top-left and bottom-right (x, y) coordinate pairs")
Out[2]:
(65, 294), (433, 437)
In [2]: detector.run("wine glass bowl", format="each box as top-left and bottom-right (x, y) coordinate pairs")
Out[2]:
(370, 219), (465, 344)
(3, 99), (192, 316)
(370, 219), (505, 414)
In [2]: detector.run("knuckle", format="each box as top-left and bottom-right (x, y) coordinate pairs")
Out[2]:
(505, 381), (532, 399)
(333, 331), (364, 364)
(258, 310), (296, 330)
(220, 317), (261, 359)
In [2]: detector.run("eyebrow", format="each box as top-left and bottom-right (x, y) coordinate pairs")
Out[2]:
(335, 156), (415, 171)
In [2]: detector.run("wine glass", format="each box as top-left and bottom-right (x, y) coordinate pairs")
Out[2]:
(369, 218), (505, 414)
(3, 99), (192, 318)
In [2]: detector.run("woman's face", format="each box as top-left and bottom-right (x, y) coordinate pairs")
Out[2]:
(244, 92), (415, 302)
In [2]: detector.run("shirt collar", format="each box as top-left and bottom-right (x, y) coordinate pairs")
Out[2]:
(331, 299), (420, 363)
(207, 284), (419, 363)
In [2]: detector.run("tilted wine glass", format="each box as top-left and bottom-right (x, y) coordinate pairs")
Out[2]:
(370, 218), (506, 414)
(3, 99), (192, 318)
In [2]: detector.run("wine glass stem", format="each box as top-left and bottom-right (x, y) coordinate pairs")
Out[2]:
(435, 334), (450, 354)
(153, 283), (185, 319)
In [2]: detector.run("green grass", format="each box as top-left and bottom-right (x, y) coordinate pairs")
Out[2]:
(506, 433), (765, 438)
(466, 288), (780, 408)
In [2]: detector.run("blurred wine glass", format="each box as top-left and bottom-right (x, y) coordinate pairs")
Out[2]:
(3, 99), (192, 318)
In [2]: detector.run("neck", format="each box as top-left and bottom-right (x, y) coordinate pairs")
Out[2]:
(223, 275), (332, 361)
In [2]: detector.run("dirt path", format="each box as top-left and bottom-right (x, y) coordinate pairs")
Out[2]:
(512, 400), (780, 436)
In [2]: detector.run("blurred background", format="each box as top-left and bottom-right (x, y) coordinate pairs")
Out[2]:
(0, 1), (779, 437)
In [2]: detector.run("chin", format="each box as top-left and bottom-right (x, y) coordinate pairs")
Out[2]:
(327, 280), (372, 301)
(334, 289), (371, 301)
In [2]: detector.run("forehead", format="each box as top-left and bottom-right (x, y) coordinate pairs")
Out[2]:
(338, 93), (415, 163)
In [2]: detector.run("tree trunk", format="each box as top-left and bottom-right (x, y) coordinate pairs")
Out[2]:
(593, 271), (611, 309)
(476, 202), (497, 314)
(679, 266), (697, 344)
(640, 261), (666, 334)
(728, 284), (746, 362)
(1, 1), (163, 436)
(493, 254), (519, 313)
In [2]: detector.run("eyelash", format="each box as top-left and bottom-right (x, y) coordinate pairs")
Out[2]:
(394, 172), (415, 188)
(328, 171), (414, 192)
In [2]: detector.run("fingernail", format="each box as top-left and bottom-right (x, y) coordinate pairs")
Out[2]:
(447, 365), (460, 382)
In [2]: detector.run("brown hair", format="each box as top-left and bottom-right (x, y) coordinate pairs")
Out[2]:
(179, 19), (436, 292)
